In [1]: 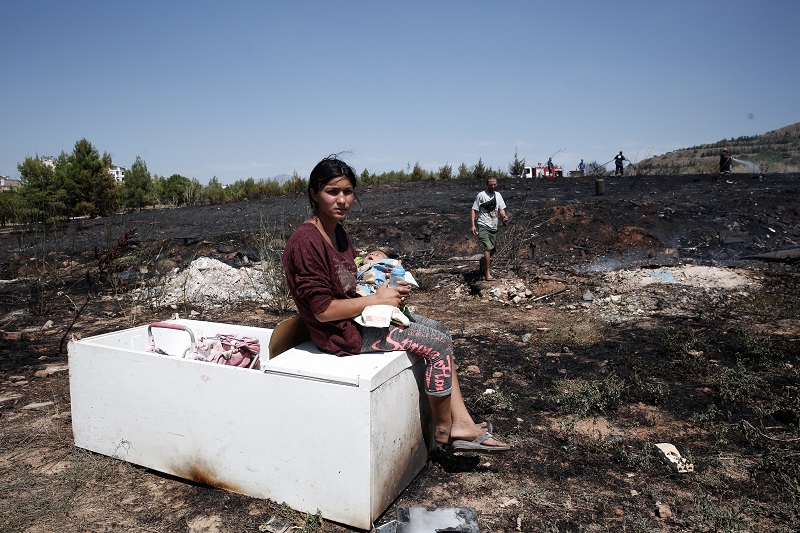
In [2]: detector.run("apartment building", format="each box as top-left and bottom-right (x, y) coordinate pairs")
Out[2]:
(1, 176), (22, 191)
(109, 164), (126, 183)
(39, 156), (126, 184)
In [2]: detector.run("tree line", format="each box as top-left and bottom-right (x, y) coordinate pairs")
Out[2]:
(0, 139), (529, 226)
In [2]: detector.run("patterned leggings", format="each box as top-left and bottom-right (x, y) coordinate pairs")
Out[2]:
(360, 314), (453, 397)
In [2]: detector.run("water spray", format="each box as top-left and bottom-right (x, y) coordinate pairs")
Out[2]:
(732, 158), (761, 172)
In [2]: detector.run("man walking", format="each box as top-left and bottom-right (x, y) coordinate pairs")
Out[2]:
(471, 176), (508, 281)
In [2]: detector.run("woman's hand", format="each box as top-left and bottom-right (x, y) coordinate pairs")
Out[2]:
(315, 281), (411, 323)
(374, 280), (411, 307)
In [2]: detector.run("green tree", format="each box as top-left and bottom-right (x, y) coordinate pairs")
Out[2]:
(17, 156), (68, 222)
(120, 156), (153, 211)
(158, 174), (193, 206)
(473, 158), (490, 181)
(0, 190), (21, 226)
(508, 148), (525, 179)
(410, 162), (427, 181)
(493, 166), (509, 179)
(438, 163), (453, 180)
(205, 176), (225, 205)
(226, 177), (257, 201)
(187, 178), (203, 205)
(55, 139), (115, 217)
(254, 178), (282, 199)
(456, 163), (471, 180)
(283, 171), (307, 195)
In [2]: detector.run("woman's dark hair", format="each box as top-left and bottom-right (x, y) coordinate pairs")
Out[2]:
(308, 155), (358, 212)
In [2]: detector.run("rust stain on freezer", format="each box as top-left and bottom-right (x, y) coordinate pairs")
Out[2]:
(173, 461), (241, 493)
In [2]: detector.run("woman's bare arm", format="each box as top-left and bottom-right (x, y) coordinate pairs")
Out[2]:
(314, 283), (409, 323)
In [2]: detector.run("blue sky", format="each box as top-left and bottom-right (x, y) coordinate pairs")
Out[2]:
(2, 1), (798, 184)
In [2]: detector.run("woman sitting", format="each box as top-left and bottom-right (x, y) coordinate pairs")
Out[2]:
(281, 155), (510, 454)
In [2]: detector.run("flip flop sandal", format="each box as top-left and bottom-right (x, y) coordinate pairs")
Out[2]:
(447, 431), (511, 454)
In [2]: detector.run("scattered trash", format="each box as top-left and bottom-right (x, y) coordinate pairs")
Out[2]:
(655, 442), (694, 473)
(0, 393), (22, 404)
(374, 507), (480, 533)
(22, 401), (54, 410)
(258, 516), (290, 533)
(650, 271), (675, 283)
(34, 364), (69, 378)
(655, 501), (673, 518)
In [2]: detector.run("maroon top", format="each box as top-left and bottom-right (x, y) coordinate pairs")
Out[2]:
(282, 221), (363, 356)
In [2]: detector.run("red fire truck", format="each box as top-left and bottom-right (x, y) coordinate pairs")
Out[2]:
(521, 164), (564, 178)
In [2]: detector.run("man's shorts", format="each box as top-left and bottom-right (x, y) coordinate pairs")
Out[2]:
(477, 224), (497, 251)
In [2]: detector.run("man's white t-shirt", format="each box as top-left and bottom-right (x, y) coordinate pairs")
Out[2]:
(472, 190), (506, 230)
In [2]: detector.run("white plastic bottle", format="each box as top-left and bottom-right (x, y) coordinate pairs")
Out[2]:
(388, 267), (406, 288)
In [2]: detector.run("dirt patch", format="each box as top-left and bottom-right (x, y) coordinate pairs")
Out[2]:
(603, 265), (756, 291)
(1, 173), (799, 531)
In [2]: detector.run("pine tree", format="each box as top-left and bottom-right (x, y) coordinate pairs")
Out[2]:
(17, 156), (68, 222)
(508, 148), (526, 178)
(473, 158), (490, 181)
(121, 156), (153, 210)
(55, 139), (115, 217)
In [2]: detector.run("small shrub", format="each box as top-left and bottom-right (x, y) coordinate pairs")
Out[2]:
(249, 215), (298, 314)
(658, 326), (712, 376)
(610, 440), (655, 470)
(690, 404), (736, 445)
(733, 330), (791, 366)
(631, 371), (670, 405)
(693, 492), (754, 532)
(473, 386), (516, 413)
(550, 374), (625, 419)
(718, 359), (764, 405)
(302, 510), (323, 533)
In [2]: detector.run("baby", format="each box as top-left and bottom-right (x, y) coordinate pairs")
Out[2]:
(355, 250), (417, 297)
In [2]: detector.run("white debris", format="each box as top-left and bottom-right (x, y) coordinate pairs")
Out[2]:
(22, 401), (55, 410)
(655, 442), (694, 473)
(135, 257), (279, 308)
(603, 265), (754, 291)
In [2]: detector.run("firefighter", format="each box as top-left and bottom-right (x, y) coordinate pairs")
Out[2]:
(614, 151), (629, 176)
(719, 148), (732, 174)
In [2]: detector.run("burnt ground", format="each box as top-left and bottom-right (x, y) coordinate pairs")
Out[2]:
(1, 173), (799, 532)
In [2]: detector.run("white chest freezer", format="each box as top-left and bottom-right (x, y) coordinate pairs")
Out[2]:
(68, 318), (433, 530)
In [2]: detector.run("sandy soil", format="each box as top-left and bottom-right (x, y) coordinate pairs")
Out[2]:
(1, 173), (799, 532)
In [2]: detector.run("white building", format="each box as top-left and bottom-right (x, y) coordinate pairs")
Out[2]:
(109, 164), (126, 183)
(1, 176), (22, 191)
(39, 156), (126, 184)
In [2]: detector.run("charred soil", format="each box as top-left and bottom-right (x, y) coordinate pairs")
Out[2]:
(1, 173), (799, 532)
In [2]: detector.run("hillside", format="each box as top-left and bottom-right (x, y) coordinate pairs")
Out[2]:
(636, 122), (800, 174)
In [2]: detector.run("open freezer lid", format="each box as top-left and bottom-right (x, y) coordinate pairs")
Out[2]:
(263, 341), (415, 390)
